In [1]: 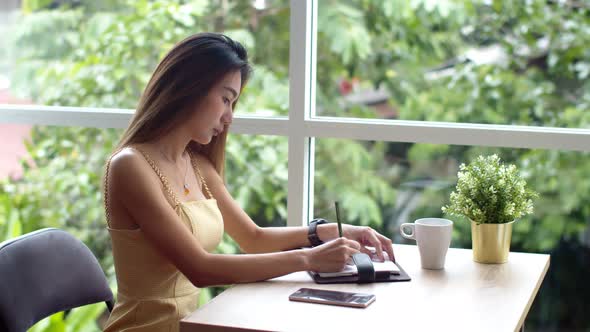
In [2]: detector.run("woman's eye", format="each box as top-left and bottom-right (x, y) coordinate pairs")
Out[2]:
(223, 97), (230, 105)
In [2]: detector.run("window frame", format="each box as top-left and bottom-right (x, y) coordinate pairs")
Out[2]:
(1, 0), (590, 228)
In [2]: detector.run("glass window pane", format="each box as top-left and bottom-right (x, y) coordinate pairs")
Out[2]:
(226, 133), (288, 227)
(315, 1), (590, 129)
(0, 125), (122, 276)
(314, 137), (590, 330)
(1, 0), (290, 117)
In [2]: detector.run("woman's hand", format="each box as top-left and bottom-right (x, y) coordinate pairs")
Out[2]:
(306, 238), (360, 272)
(342, 225), (395, 262)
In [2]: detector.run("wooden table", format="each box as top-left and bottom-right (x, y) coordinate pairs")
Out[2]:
(180, 244), (550, 332)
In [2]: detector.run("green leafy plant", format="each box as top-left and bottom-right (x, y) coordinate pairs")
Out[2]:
(442, 154), (538, 224)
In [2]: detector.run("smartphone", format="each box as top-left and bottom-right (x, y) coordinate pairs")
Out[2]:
(288, 287), (376, 308)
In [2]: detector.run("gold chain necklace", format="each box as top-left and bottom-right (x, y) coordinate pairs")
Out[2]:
(159, 149), (191, 196)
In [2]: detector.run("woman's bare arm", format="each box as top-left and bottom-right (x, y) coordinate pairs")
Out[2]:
(196, 154), (344, 253)
(197, 154), (394, 260)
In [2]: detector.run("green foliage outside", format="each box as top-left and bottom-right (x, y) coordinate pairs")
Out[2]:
(0, 0), (589, 331)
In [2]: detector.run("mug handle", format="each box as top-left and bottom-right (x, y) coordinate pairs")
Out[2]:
(400, 223), (416, 240)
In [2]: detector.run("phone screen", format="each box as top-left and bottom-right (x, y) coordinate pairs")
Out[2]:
(288, 288), (375, 308)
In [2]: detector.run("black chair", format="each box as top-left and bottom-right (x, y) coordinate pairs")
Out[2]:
(0, 228), (114, 332)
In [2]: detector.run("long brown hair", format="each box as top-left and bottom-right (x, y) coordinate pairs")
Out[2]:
(116, 32), (252, 177)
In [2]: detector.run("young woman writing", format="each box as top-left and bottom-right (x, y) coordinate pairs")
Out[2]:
(102, 32), (394, 332)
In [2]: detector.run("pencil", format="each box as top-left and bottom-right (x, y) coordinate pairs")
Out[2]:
(335, 201), (343, 238)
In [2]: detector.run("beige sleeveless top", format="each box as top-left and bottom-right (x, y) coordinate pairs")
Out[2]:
(103, 148), (224, 332)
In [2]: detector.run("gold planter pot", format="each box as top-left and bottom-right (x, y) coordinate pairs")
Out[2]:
(471, 220), (514, 263)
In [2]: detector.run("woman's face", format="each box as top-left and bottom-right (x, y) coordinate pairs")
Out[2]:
(188, 70), (242, 144)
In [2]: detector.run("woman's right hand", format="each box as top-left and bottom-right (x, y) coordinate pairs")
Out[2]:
(305, 238), (361, 272)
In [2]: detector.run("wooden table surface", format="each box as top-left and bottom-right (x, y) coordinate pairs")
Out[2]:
(180, 244), (550, 332)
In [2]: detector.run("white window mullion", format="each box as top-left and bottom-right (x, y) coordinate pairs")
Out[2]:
(0, 104), (133, 129)
(287, 0), (316, 227)
(0, 105), (292, 135)
(307, 0), (318, 222)
(2, 106), (589, 152)
(304, 117), (590, 153)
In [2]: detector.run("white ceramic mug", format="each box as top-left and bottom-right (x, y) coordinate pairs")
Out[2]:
(400, 218), (453, 270)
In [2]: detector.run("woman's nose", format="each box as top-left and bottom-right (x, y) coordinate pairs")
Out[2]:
(222, 110), (233, 125)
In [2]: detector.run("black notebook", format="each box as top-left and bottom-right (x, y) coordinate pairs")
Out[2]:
(308, 252), (411, 284)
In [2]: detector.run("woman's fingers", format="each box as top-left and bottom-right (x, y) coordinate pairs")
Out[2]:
(360, 227), (384, 261)
(312, 235), (396, 273)
(371, 235), (384, 261)
(377, 233), (395, 262)
(344, 237), (361, 251)
(356, 227), (395, 262)
(359, 246), (373, 256)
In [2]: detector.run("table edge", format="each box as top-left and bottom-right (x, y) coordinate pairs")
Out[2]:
(513, 255), (551, 332)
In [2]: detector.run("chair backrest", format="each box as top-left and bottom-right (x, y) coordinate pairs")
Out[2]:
(0, 228), (114, 332)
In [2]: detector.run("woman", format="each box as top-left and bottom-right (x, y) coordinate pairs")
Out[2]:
(103, 32), (394, 332)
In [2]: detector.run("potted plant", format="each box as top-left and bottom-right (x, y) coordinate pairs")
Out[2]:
(442, 154), (538, 263)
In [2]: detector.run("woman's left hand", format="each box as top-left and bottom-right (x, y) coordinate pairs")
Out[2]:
(342, 225), (395, 262)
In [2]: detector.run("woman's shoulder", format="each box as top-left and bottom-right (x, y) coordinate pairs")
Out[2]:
(108, 146), (157, 186)
(110, 146), (146, 171)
